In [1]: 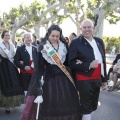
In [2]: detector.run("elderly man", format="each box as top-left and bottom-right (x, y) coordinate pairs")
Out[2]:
(14, 33), (37, 97)
(68, 19), (107, 120)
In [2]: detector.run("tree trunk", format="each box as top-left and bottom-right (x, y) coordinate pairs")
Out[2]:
(94, 18), (104, 38)
(11, 28), (18, 44)
(34, 24), (40, 39)
(94, 6), (106, 38)
(77, 22), (81, 36)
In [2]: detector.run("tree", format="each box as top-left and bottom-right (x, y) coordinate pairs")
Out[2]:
(0, 0), (68, 43)
(1, 4), (28, 43)
(93, 0), (120, 38)
(66, 0), (120, 38)
(26, 0), (68, 39)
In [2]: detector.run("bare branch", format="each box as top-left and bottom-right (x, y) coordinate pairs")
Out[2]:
(40, 0), (67, 19)
(20, 26), (31, 32)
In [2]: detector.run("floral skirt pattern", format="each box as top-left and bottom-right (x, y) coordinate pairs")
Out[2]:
(0, 91), (24, 108)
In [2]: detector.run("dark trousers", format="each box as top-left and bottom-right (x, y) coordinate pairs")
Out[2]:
(20, 73), (32, 91)
(76, 79), (101, 114)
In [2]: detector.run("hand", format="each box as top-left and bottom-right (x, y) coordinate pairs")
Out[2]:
(34, 95), (43, 104)
(90, 60), (98, 69)
(24, 66), (31, 71)
(20, 61), (24, 64)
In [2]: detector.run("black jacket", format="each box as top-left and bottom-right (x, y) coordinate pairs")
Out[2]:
(68, 35), (107, 82)
(14, 44), (37, 70)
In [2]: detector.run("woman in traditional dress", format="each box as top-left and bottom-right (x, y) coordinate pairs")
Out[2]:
(21, 25), (80, 120)
(0, 30), (24, 113)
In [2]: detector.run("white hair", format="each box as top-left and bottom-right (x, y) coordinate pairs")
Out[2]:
(23, 32), (32, 38)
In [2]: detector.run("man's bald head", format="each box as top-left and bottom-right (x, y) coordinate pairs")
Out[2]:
(80, 19), (94, 40)
(81, 19), (94, 28)
(23, 33), (32, 46)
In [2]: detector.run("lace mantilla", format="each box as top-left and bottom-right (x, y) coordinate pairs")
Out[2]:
(41, 40), (67, 65)
(0, 42), (15, 58)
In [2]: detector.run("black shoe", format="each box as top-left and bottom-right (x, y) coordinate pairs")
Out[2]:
(109, 87), (115, 91)
(5, 109), (10, 113)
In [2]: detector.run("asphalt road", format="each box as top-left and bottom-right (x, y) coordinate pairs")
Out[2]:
(0, 91), (120, 120)
(93, 91), (120, 120)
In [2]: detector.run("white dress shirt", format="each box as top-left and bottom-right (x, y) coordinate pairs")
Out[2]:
(25, 45), (34, 68)
(86, 38), (104, 77)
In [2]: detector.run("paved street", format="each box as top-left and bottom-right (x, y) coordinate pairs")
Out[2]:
(93, 91), (120, 120)
(0, 104), (24, 120)
(0, 54), (120, 120)
(0, 91), (120, 120)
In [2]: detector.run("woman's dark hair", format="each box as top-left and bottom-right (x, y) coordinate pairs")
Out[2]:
(44, 24), (65, 42)
(65, 37), (69, 44)
(65, 37), (69, 40)
(71, 32), (77, 37)
(41, 24), (68, 49)
(1, 30), (9, 39)
(36, 40), (40, 44)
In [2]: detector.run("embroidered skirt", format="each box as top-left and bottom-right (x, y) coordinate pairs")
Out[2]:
(0, 91), (24, 108)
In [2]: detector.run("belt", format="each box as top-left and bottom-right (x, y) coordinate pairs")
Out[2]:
(76, 64), (101, 80)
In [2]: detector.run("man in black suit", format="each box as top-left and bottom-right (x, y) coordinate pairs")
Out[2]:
(14, 33), (37, 97)
(68, 19), (107, 120)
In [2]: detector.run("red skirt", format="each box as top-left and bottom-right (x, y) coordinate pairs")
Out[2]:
(21, 96), (36, 120)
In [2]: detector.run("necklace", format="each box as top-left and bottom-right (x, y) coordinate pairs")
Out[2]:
(48, 40), (59, 52)
(3, 42), (10, 50)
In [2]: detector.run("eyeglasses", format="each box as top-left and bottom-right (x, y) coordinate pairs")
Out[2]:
(5, 35), (10, 36)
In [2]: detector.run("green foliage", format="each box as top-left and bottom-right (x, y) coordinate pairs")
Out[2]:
(33, 16), (40, 21)
(65, 1), (78, 14)
(51, 10), (57, 15)
(46, 0), (57, 4)
(103, 1), (113, 13)
(87, 0), (103, 8)
(6, 7), (23, 22)
(103, 36), (120, 53)
(106, 10), (120, 24)
(30, 1), (45, 14)
(57, 15), (68, 24)
(86, 9), (94, 19)
(24, 20), (33, 27)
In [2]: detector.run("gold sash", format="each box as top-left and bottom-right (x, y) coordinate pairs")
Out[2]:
(43, 44), (76, 88)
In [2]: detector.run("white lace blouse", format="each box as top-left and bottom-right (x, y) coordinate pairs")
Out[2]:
(41, 40), (67, 65)
(0, 41), (15, 58)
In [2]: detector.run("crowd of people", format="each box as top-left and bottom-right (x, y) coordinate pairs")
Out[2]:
(0, 18), (119, 120)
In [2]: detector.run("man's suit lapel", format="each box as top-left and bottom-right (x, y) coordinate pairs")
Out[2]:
(81, 36), (93, 49)
(23, 44), (30, 59)
(32, 46), (35, 60)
